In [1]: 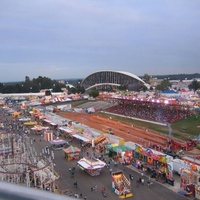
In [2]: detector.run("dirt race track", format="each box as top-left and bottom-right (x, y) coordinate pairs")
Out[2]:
(59, 111), (171, 148)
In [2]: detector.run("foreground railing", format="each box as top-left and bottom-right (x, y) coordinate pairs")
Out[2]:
(0, 181), (76, 200)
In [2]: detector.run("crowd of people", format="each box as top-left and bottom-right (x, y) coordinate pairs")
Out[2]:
(105, 100), (192, 123)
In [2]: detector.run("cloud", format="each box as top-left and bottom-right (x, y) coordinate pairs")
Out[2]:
(0, 0), (199, 82)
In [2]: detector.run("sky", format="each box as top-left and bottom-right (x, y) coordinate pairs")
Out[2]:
(0, 0), (200, 82)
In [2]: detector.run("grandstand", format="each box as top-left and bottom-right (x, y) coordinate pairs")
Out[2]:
(104, 99), (192, 124)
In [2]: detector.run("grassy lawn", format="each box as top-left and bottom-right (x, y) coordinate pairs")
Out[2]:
(171, 115), (200, 138)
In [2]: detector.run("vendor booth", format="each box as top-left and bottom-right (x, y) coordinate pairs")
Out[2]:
(180, 168), (195, 196)
(72, 133), (91, 146)
(31, 125), (49, 134)
(44, 132), (53, 141)
(77, 157), (106, 176)
(23, 121), (38, 126)
(59, 126), (74, 137)
(49, 138), (68, 150)
(107, 144), (131, 164)
(19, 117), (31, 122)
(195, 186), (200, 200)
(63, 146), (80, 161)
(42, 119), (58, 129)
(111, 170), (133, 198)
(180, 163), (200, 198)
(133, 144), (174, 185)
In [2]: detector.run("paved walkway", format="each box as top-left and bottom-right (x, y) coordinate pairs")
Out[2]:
(29, 132), (193, 200)
(0, 105), (194, 200)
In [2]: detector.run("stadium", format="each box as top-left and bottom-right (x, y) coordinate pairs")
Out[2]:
(81, 70), (148, 91)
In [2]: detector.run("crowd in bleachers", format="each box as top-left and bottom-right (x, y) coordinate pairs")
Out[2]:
(105, 100), (192, 123)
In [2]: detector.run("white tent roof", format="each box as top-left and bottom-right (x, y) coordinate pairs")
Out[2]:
(72, 134), (91, 142)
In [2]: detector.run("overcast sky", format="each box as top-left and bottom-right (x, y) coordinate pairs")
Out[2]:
(0, 0), (199, 82)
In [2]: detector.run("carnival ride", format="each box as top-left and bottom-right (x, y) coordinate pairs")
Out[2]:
(77, 156), (106, 176)
(111, 170), (133, 198)
(12, 111), (20, 118)
(85, 135), (108, 148)
(0, 132), (59, 191)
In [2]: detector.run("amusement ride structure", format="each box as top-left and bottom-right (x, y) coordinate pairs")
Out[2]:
(0, 132), (59, 191)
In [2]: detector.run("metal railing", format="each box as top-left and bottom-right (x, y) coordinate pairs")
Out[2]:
(0, 181), (76, 200)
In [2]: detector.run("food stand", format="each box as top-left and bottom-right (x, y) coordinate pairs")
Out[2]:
(77, 157), (106, 176)
(111, 170), (133, 198)
(63, 146), (80, 161)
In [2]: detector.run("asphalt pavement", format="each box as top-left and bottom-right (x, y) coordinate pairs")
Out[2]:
(0, 105), (194, 200)
(28, 132), (193, 200)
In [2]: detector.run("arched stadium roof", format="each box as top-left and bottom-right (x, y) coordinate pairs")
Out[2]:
(116, 71), (145, 84)
(81, 70), (147, 91)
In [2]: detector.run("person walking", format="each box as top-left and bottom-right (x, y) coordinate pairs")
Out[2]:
(74, 181), (78, 188)
(101, 187), (105, 195)
(141, 178), (144, 185)
(136, 179), (139, 187)
(129, 174), (133, 181)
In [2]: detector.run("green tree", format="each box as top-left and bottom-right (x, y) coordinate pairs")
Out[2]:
(156, 79), (171, 91)
(15, 84), (24, 93)
(143, 73), (151, 84)
(68, 87), (77, 94)
(23, 76), (32, 92)
(149, 86), (154, 91)
(0, 76), (66, 93)
(0, 83), (5, 93)
(188, 80), (200, 93)
(117, 85), (126, 91)
(3, 85), (15, 93)
(77, 86), (85, 94)
(89, 89), (99, 98)
(140, 85), (148, 92)
(76, 81), (85, 94)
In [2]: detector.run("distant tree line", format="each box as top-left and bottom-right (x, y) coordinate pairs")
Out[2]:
(149, 73), (200, 81)
(0, 76), (66, 93)
(0, 76), (86, 94)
